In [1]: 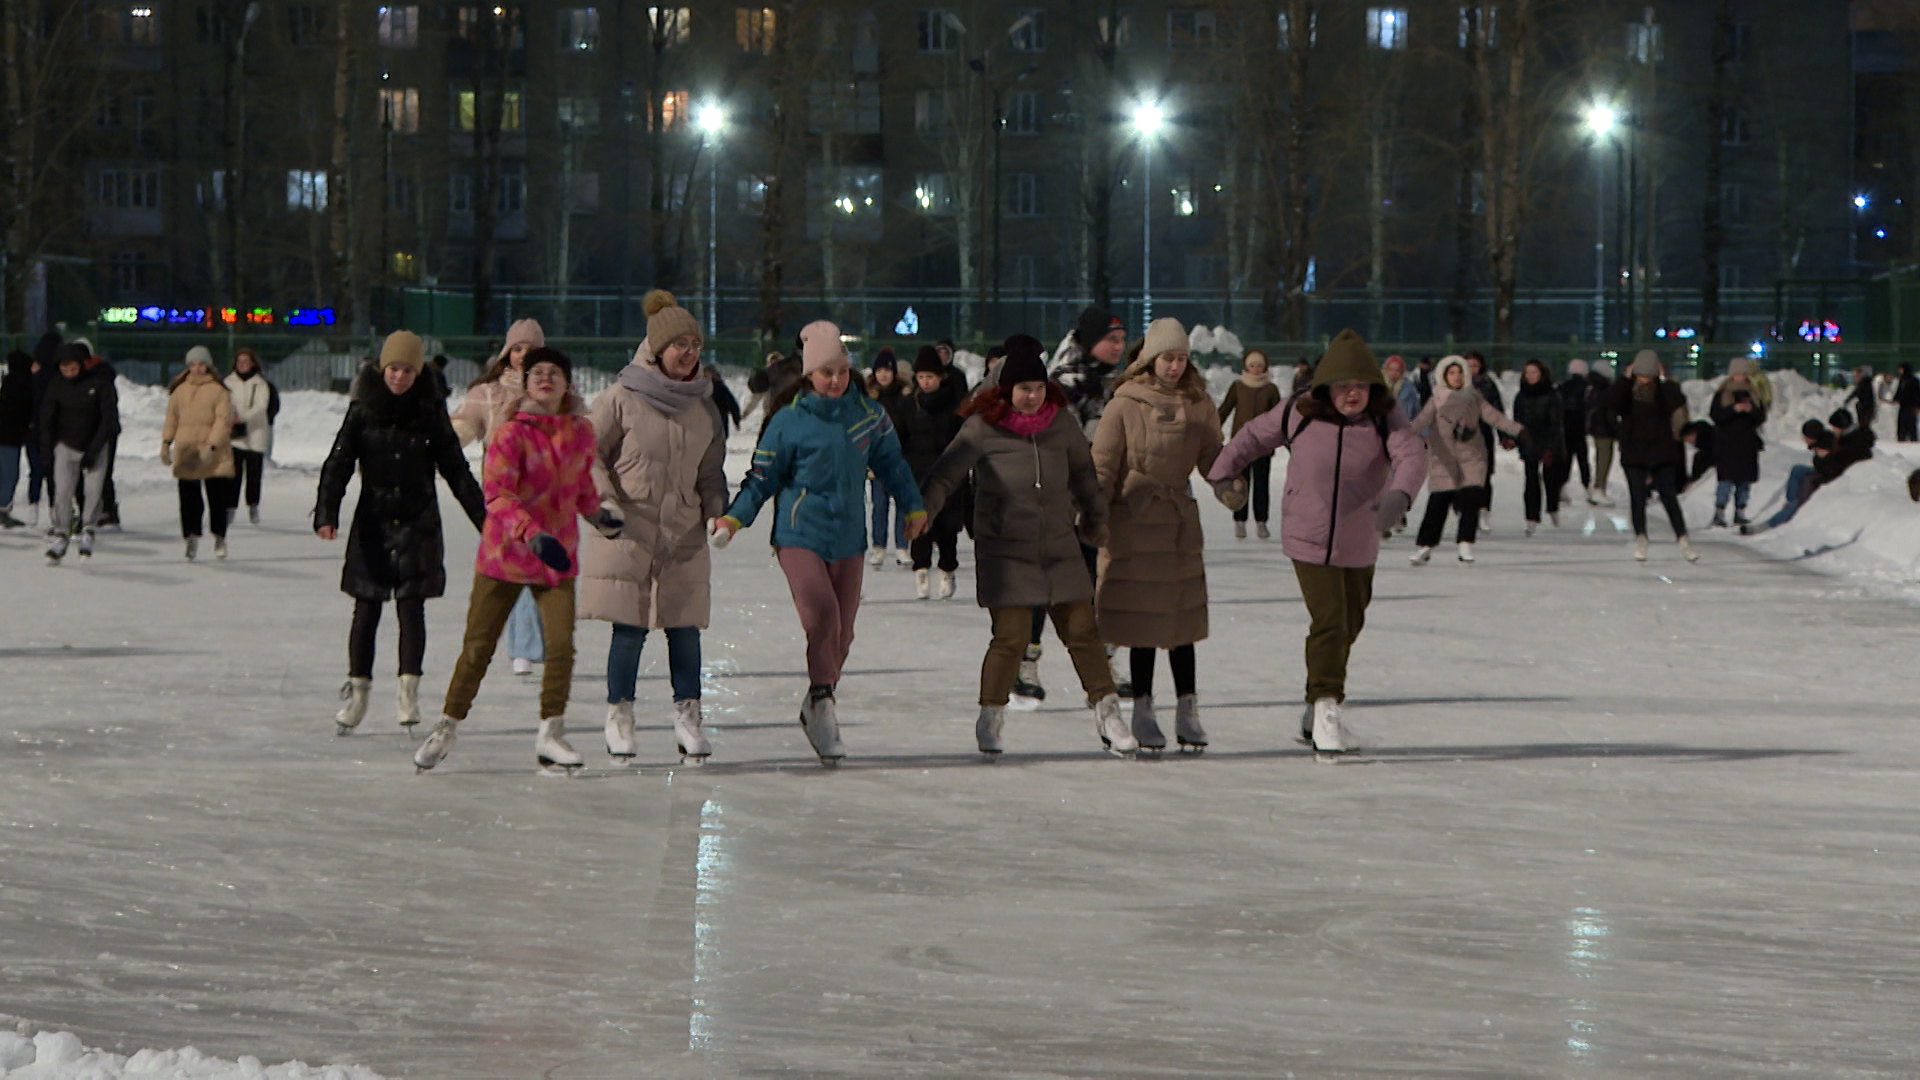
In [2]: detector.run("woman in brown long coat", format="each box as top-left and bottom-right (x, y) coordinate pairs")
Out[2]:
(1092, 318), (1234, 754)
(162, 345), (236, 560)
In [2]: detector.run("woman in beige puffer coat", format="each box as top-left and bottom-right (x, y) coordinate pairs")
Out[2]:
(162, 345), (237, 560)
(578, 291), (730, 763)
(1092, 317), (1235, 754)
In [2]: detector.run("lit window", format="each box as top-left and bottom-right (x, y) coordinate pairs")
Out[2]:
(97, 168), (161, 208)
(456, 90), (524, 132)
(1366, 8), (1408, 50)
(1005, 90), (1040, 136)
(736, 6), (775, 53)
(1171, 182), (1196, 217)
(1278, 9), (1316, 49)
(913, 172), (954, 216)
(1008, 173), (1045, 218)
(1008, 9), (1044, 52)
(1457, 5), (1494, 49)
(391, 251), (417, 280)
(561, 7), (598, 51)
(1098, 13), (1130, 50)
(652, 89), (689, 130)
(287, 169), (328, 212)
(376, 5), (418, 46)
(557, 95), (599, 133)
(647, 6), (688, 46)
(380, 87), (419, 133)
(1625, 20), (1662, 64)
(917, 9), (957, 53)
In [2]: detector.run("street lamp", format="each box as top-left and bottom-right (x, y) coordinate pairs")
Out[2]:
(696, 102), (726, 339)
(1583, 102), (1619, 342)
(1132, 101), (1164, 329)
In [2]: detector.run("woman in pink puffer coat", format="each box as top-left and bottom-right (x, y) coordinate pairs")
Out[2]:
(1208, 330), (1425, 756)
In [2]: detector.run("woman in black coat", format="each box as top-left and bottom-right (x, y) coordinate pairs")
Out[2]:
(315, 335), (486, 735)
(1510, 359), (1567, 532)
(1707, 358), (1768, 528)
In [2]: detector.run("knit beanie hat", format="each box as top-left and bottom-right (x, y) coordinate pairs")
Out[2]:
(523, 345), (572, 382)
(1310, 329), (1384, 389)
(1073, 306), (1125, 352)
(1140, 318), (1190, 366)
(504, 318), (545, 356)
(55, 342), (89, 366)
(379, 330), (426, 374)
(1829, 408), (1854, 429)
(912, 345), (944, 375)
(999, 334), (1049, 386)
(799, 321), (845, 375)
(643, 289), (702, 356)
(1629, 350), (1660, 378)
(1568, 358), (1589, 377)
(1802, 419), (1831, 441)
(184, 345), (217, 372)
(870, 347), (897, 373)
(1726, 356), (1751, 378)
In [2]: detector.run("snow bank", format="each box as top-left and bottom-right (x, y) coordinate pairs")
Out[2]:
(0, 1028), (384, 1080)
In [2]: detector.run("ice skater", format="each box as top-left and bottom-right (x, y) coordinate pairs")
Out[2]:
(162, 346), (238, 561)
(1215, 349), (1283, 540)
(863, 349), (911, 567)
(1706, 358), (1767, 528)
(1092, 318), (1232, 754)
(579, 291), (728, 764)
(916, 334), (1134, 758)
(1208, 329), (1427, 755)
(224, 347), (273, 526)
(1603, 350), (1697, 562)
(714, 321), (926, 766)
(1406, 355), (1523, 565)
(38, 343), (118, 561)
(315, 331), (487, 737)
(415, 348), (613, 774)
(1511, 359), (1566, 534)
(899, 346), (968, 600)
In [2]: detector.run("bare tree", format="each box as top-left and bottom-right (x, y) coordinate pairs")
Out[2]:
(467, 4), (514, 332)
(1469, 0), (1535, 346)
(330, 0), (358, 329)
(0, 0), (102, 329)
(1699, 0), (1734, 344)
(757, 0), (799, 341)
(1239, 0), (1318, 339)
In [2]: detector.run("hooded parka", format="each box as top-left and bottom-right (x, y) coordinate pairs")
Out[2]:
(163, 369), (236, 480)
(1407, 356), (1523, 491)
(1708, 369), (1768, 484)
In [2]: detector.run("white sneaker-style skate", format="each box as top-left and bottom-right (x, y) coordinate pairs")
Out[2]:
(535, 717), (584, 773)
(249, 505), (261, 525)
(26, 503), (38, 528)
(1131, 694), (1167, 754)
(1258, 521), (1273, 539)
(1234, 520), (1247, 540)
(604, 701), (637, 759)
(1678, 536), (1699, 562)
(1457, 541), (1475, 563)
(868, 546), (884, 567)
(1524, 521), (1538, 537)
(976, 705), (1006, 757)
(1174, 694), (1206, 752)
(414, 719), (458, 771)
(1013, 645), (1046, 701)
(214, 537), (228, 560)
(184, 536), (199, 561)
(336, 677), (371, 735)
(1093, 694), (1137, 756)
(396, 674), (422, 729)
(45, 533), (67, 563)
(914, 568), (931, 599)
(77, 529), (94, 557)
(1634, 535), (1650, 561)
(511, 657), (534, 676)
(800, 690), (845, 765)
(894, 548), (912, 567)
(674, 699), (712, 762)
(1311, 697), (1348, 756)
(1410, 546), (1433, 565)
(1592, 490), (1616, 507)
(1549, 511), (1561, 528)
(937, 569), (955, 600)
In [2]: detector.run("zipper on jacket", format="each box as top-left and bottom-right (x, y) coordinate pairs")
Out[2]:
(789, 488), (807, 528)
(1324, 422), (1344, 565)
(1031, 435), (1042, 488)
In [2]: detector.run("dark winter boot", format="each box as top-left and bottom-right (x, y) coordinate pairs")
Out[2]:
(1710, 507), (1728, 529)
(1734, 509), (1751, 527)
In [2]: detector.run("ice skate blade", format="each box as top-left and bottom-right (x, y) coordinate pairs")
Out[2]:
(678, 750), (711, 765)
(335, 723), (354, 737)
(1178, 742), (1207, 754)
(1007, 695), (1041, 712)
(537, 760), (584, 776)
(1136, 745), (1165, 758)
(815, 755), (843, 768)
(1100, 742), (1136, 759)
(1314, 750), (1348, 763)
(978, 748), (1002, 761)
(605, 748), (637, 759)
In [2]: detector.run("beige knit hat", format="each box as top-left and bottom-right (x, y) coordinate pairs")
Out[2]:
(800, 320), (846, 375)
(502, 318), (545, 358)
(380, 330), (426, 374)
(1629, 349), (1660, 378)
(1123, 317), (1190, 379)
(643, 289), (702, 356)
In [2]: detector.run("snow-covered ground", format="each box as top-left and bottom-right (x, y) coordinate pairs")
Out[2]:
(0, 1026), (383, 1079)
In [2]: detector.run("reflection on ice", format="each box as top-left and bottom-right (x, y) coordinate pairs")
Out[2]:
(1565, 907), (1610, 1063)
(690, 796), (729, 1051)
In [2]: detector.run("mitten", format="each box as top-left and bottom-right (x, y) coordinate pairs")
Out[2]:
(530, 533), (572, 572)
(590, 506), (625, 538)
(1211, 477), (1248, 512)
(1374, 489), (1412, 535)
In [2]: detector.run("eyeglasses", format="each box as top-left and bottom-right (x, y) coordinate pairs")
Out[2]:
(1330, 381), (1370, 396)
(667, 339), (703, 354)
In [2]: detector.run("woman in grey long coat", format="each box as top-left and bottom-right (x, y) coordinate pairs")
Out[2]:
(918, 335), (1134, 759)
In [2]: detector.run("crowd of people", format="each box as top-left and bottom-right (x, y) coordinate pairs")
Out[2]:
(1, 303), (1902, 772)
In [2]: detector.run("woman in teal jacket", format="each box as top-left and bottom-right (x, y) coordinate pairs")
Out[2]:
(716, 320), (925, 764)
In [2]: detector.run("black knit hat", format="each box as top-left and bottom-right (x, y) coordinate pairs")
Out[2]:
(1802, 419), (1830, 441)
(913, 345), (944, 375)
(524, 346), (573, 382)
(871, 347), (898, 372)
(1073, 306), (1124, 351)
(1000, 335), (1049, 386)
(55, 342), (90, 366)
(1829, 408), (1854, 429)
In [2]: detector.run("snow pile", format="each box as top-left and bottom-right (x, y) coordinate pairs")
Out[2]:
(0, 1029), (384, 1080)
(115, 378), (349, 470)
(1187, 325), (1245, 359)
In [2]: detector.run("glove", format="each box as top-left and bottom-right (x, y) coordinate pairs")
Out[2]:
(80, 447), (99, 469)
(1499, 437), (1517, 452)
(529, 533), (572, 573)
(1211, 477), (1248, 512)
(589, 506), (624, 538)
(1374, 489), (1412, 536)
(160, 441), (172, 466)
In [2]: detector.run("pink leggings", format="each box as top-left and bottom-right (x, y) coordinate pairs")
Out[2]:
(777, 548), (865, 686)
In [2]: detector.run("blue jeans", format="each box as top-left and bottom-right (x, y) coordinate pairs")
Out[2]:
(25, 444), (45, 504)
(607, 624), (702, 703)
(505, 588), (545, 661)
(0, 445), (18, 508)
(1762, 465), (1820, 529)
(870, 476), (905, 549)
(1714, 480), (1751, 510)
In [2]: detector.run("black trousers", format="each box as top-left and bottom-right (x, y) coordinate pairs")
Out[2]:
(910, 518), (961, 572)
(1625, 463), (1688, 539)
(229, 449), (266, 509)
(1523, 457), (1564, 522)
(1416, 488), (1482, 547)
(350, 597), (427, 678)
(178, 477), (238, 537)
(1899, 407), (1918, 443)
(1130, 644), (1196, 698)
(1480, 428), (1497, 508)
(1568, 430), (1592, 486)
(1233, 455), (1273, 523)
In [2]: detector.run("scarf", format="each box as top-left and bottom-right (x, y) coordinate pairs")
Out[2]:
(1238, 370), (1271, 389)
(998, 400), (1059, 437)
(619, 356), (713, 417)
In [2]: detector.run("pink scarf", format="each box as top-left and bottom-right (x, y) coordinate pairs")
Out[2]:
(998, 400), (1059, 436)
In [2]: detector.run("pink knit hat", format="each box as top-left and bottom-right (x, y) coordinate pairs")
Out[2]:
(502, 318), (545, 357)
(800, 320), (846, 375)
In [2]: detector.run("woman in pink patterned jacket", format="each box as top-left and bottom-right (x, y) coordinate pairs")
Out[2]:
(415, 347), (618, 774)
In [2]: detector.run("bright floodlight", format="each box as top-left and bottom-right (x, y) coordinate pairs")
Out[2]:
(1585, 104), (1617, 137)
(697, 104), (726, 136)
(1854, 194), (1869, 209)
(1133, 102), (1164, 137)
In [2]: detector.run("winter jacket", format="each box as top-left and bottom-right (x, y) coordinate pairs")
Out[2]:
(1211, 379), (1426, 571)
(1091, 363), (1222, 650)
(1707, 388), (1767, 484)
(1894, 372), (1920, 411)
(450, 372), (585, 448)
(1683, 422), (1718, 486)
(1394, 377), (1423, 421)
(725, 388), (925, 563)
(163, 371), (236, 480)
(38, 367), (118, 463)
(1817, 424), (1876, 484)
(1556, 376), (1590, 441)
(1473, 373), (1506, 416)
(1604, 377), (1689, 468)
(920, 393), (1107, 608)
(578, 354), (730, 630)
(475, 406), (600, 586)
(1510, 379), (1567, 463)
(315, 365), (486, 602)
(1850, 379), (1878, 427)
(898, 378), (966, 481)
(1216, 377), (1283, 437)
(1407, 358), (1523, 491)
(1585, 372), (1617, 439)
(225, 370), (273, 454)
(0, 354), (32, 446)
(1049, 339), (1119, 440)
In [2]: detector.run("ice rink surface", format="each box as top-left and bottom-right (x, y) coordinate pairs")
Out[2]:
(3, 460), (1918, 1077)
